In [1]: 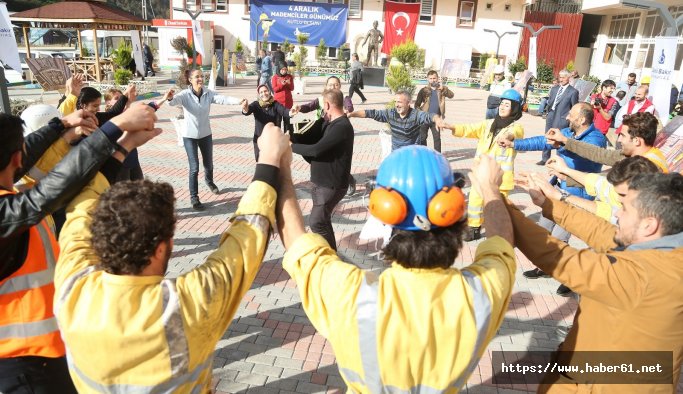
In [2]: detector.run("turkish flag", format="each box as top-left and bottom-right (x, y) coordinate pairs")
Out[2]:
(381, 1), (420, 54)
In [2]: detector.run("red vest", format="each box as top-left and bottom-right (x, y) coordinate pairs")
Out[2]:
(616, 99), (654, 135)
(0, 189), (65, 358)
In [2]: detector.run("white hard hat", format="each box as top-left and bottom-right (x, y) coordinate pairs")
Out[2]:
(493, 65), (505, 74)
(20, 104), (61, 136)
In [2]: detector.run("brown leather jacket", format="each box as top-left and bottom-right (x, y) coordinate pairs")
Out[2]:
(415, 85), (454, 117)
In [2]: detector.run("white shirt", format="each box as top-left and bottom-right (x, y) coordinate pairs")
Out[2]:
(168, 87), (241, 139)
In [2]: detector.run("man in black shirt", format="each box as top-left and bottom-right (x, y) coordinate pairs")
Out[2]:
(291, 89), (354, 250)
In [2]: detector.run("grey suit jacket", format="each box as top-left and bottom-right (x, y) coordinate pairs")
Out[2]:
(545, 84), (579, 131)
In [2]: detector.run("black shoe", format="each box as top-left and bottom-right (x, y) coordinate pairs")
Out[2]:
(464, 226), (481, 242)
(191, 197), (205, 211)
(207, 182), (220, 194)
(361, 99), (367, 104)
(347, 176), (357, 196)
(523, 268), (551, 279)
(536, 160), (547, 166)
(556, 284), (574, 297)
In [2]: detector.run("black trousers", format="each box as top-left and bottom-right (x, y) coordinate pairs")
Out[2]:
(310, 184), (347, 251)
(418, 123), (441, 153)
(348, 84), (366, 101)
(0, 356), (77, 394)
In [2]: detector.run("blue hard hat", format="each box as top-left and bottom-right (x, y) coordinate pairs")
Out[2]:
(500, 89), (522, 103)
(375, 146), (455, 231)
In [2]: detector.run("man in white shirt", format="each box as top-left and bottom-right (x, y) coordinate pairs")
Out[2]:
(614, 85), (655, 131)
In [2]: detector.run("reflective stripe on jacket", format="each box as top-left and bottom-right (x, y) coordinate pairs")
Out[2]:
(0, 189), (64, 358)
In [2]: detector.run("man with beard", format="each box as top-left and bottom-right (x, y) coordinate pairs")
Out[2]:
(507, 171), (683, 393)
(499, 103), (606, 296)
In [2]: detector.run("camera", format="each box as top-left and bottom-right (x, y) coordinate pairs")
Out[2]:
(593, 97), (603, 107)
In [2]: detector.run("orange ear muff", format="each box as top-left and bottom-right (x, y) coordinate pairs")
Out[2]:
(369, 187), (407, 225)
(428, 186), (466, 227)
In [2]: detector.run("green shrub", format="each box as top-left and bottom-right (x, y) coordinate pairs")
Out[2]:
(114, 69), (133, 86)
(508, 56), (526, 75)
(282, 39), (293, 54)
(235, 38), (244, 54)
(390, 40), (420, 68)
(565, 60), (575, 71)
(294, 34), (309, 76)
(536, 59), (555, 84)
(111, 40), (132, 69)
(479, 53), (490, 70)
(386, 63), (415, 96)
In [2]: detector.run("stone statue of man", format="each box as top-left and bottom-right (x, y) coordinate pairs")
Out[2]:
(362, 21), (384, 67)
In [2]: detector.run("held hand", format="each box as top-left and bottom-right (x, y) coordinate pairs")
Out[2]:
(110, 102), (157, 133)
(117, 128), (163, 152)
(241, 99), (249, 113)
(66, 73), (84, 97)
(498, 138), (514, 148)
(62, 127), (84, 144)
(545, 128), (567, 145)
(531, 172), (562, 201)
(522, 173), (547, 207)
(163, 88), (174, 101)
(61, 109), (98, 131)
(545, 155), (570, 175)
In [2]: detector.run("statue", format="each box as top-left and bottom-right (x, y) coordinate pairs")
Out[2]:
(362, 21), (384, 67)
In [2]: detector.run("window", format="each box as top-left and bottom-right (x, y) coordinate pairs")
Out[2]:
(419, 0), (435, 23)
(457, 0), (476, 27)
(486, 3), (492, 11)
(603, 43), (631, 66)
(172, 0), (184, 9)
(607, 13), (639, 40)
(185, 0), (197, 11)
(347, 0), (362, 19)
(201, 0), (213, 11)
(504, 4), (511, 12)
(327, 47), (337, 58)
(216, 0), (227, 12)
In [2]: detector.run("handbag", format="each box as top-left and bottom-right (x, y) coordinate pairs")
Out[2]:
(290, 117), (325, 145)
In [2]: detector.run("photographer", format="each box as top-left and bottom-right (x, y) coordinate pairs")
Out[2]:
(588, 80), (618, 135)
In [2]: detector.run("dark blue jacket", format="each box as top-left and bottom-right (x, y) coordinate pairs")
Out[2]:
(514, 124), (606, 199)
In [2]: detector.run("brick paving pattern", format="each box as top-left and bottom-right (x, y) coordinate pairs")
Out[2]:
(10, 74), (682, 393)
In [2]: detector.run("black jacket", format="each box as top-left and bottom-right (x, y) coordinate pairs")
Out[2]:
(0, 124), (119, 280)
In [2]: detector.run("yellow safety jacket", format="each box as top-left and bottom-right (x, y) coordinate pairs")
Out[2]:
(451, 120), (524, 191)
(283, 233), (516, 393)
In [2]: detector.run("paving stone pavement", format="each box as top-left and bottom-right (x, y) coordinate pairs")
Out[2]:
(12, 74), (681, 393)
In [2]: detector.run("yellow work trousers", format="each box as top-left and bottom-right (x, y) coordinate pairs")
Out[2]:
(467, 188), (509, 227)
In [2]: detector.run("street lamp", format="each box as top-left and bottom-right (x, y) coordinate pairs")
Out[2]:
(242, 16), (274, 55)
(173, 6), (215, 69)
(512, 22), (561, 76)
(483, 29), (518, 59)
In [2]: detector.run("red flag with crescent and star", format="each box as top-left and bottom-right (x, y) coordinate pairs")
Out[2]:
(381, 1), (420, 54)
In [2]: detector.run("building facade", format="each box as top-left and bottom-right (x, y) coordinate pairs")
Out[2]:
(168, 0), (529, 74)
(581, 0), (683, 87)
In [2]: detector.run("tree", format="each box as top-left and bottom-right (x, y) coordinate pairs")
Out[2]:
(235, 38), (244, 54)
(508, 56), (526, 75)
(293, 33), (309, 76)
(316, 38), (327, 59)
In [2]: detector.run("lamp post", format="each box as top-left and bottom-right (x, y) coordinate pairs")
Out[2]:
(173, 6), (214, 69)
(242, 16), (274, 55)
(512, 22), (561, 76)
(483, 29), (518, 60)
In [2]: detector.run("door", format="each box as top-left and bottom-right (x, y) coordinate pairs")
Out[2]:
(214, 36), (224, 56)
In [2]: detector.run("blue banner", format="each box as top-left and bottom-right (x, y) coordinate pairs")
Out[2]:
(249, 0), (348, 48)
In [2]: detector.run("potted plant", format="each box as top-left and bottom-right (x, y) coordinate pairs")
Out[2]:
(386, 40), (418, 96)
